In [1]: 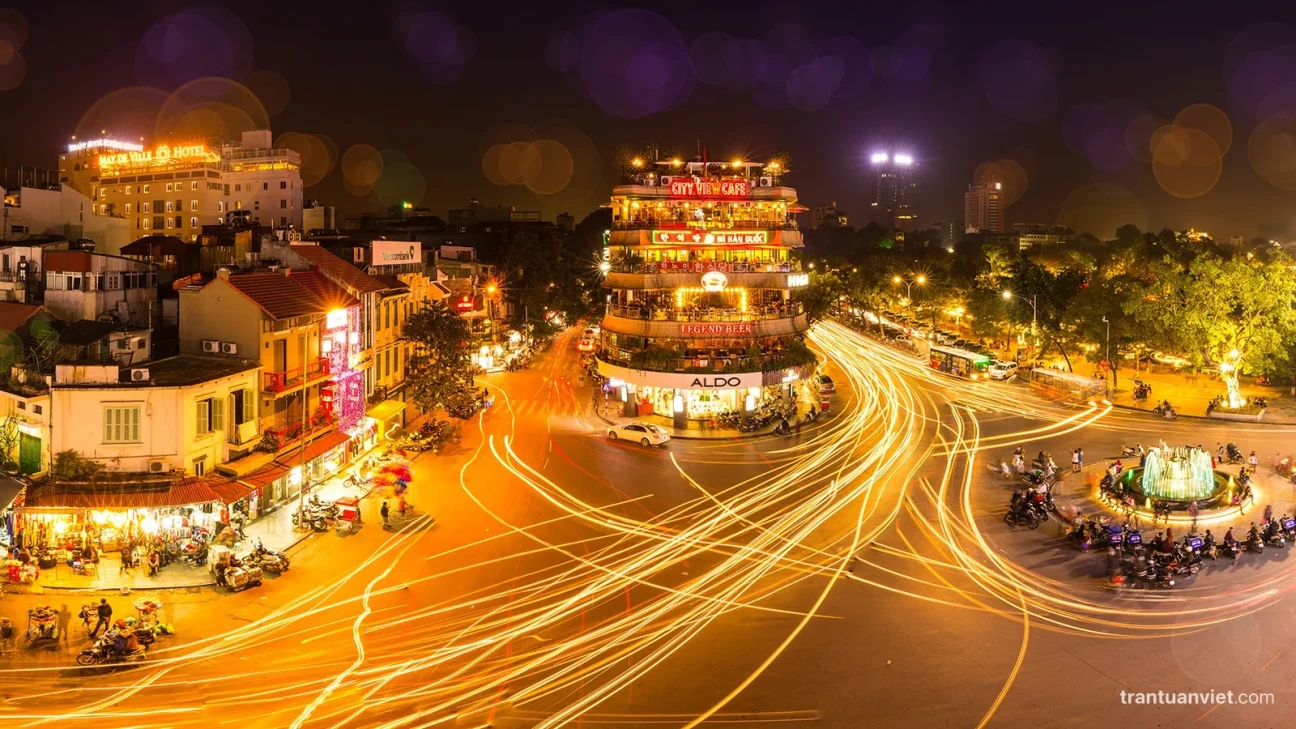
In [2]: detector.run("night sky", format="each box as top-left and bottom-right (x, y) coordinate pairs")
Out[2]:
(3, 1), (1296, 240)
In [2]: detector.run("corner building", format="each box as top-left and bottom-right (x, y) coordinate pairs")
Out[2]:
(597, 157), (815, 425)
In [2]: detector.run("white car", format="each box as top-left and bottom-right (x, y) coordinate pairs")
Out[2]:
(988, 361), (1019, 380)
(816, 374), (836, 393)
(607, 422), (670, 447)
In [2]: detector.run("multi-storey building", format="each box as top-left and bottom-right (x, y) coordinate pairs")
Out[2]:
(811, 201), (848, 229)
(42, 251), (158, 329)
(869, 152), (919, 232)
(598, 155), (815, 425)
(58, 130), (303, 241)
(964, 181), (1005, 234)
(1, 177), (130, 253)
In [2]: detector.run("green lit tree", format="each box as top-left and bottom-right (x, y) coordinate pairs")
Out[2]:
(404, 300), (477, 418)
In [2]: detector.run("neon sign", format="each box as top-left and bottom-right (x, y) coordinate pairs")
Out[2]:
(786, 273), (809, 287)
(67, 138), (143, 153)
(652, 230), (768, 245)
(668, 178), (749, 197)
(679, 323), (754, 335)
(99, 144), (219, 170)
(701, 271), (728, 292)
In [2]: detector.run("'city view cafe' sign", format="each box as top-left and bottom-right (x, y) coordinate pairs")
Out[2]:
(667, 178), (750, 197)
(98, 143), (220, 170)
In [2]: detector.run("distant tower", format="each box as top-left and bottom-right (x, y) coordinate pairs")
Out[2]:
(869, 152), (919, 232)
(963, 181), (1005, 234)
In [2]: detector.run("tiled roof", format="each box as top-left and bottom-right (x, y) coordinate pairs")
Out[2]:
(374, 274), (410, 292)
(57, 319), (120, 346)
(290, 244), (391, 294)
(224, 273), (331, 320)
(288, 269), (362, 311)
(0, 302), (57, 335)
(22, 474), (248, 509)
(120, 235), (189, 257)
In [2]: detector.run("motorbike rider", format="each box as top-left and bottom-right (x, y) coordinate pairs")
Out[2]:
(1203, 529), (1216, 552)
(1248, 522), (1261, 546)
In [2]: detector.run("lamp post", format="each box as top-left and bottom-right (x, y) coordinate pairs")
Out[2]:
(892, 274), (926, 307)
(1001, 290), (1038, 351)
(1102, 315), (1110, 382)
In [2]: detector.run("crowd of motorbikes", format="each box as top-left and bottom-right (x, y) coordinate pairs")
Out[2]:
(393, 417), (459, 454)
(715, 400), (799, 433)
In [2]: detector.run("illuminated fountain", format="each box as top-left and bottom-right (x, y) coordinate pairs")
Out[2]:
(1120, 441), (1230, 506)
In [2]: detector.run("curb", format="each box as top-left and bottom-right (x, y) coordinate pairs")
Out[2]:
(1108, 401), (1296, 425)
(591, 406), (832, 441)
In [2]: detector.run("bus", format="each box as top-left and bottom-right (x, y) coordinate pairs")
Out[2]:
(929, 345), (992, 379)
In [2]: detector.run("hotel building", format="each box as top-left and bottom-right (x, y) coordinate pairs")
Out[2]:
(58, 130), (303, 241)
(597, 154), (815, 425)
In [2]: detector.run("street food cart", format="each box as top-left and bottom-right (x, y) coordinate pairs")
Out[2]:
(334, 496), (362, 535)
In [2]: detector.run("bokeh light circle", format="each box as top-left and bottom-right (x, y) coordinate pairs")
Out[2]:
(0, 8), (30, 49)
(371, 149), (426, 209)
(1152, 127), (1222, 198)
(1125, 113), (1167, 163)
(134, 6), (254, 88)
(481, 144), (510, 187)
(577, 9), (692, 118)
(0, 46), (23, 91)
(1173, 103), (1233, 156)
(275, 132), (332, 187)
(498, 141), (542, 186)
(526, 140), (574, 195)
(156, 77), (269, 141)
(973, 159), (1029, 206)
(342, 144), (383, 188)
(1248, 112), (1296, 191)
(245, 69), (291, 116)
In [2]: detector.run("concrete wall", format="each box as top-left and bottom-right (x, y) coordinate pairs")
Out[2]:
(178, 277), (262, 358)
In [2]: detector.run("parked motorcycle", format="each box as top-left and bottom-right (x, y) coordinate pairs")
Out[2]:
(222, 557), (264, 592)
(1003, 508), (1040, 529)
(76, 631), (147, 666)
(247, 540), (290, 574)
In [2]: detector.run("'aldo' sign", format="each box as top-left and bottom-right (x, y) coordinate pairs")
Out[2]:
(690, 376), (744, 388)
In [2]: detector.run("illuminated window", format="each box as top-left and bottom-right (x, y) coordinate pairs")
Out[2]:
(191, 181), (198, 190)
(235, 201), (241, 210)
(141, 202), (150, 213)
(190, 217), (197, 228)
(166, 201), (173, 212)
(166, 183), (173, 192)
(125, 186), (132, 194)
(190, 200), (197, 211)
(166, 218), (173, 229)
(143, 185), (150, 193)
(125, 203), (132, 214)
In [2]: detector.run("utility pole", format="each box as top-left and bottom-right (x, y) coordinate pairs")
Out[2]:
(1102, 315), (1111, 387)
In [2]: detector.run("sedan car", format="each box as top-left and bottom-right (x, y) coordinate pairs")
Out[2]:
(988, 361), (1019, 380)
(816, 374), (836, 393)
(607, 422), (671, 447)
(577, 337), (595, 352)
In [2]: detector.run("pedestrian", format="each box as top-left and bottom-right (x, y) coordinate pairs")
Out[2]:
(1189, 500), (1199, 532)
(380, 501), (390, 526)
(57, 603), (69, 642)
(1071, 449), (1080, 473)
(118, 544), (131, 575)
(90, 598), (111, 638)
(1249, 451), (1259, 472)
(1077, 447), (1084, 470)
(1264, 503), (1274, 525)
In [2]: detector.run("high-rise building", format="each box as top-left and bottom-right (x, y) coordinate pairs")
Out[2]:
(811, 201), (848, 229)
(963, 182), (1004, 234)
(59, 130), (304, 242)
(868, 152), (918, 232)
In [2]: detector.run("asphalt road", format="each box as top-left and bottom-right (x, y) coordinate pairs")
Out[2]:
(2, 321), (1296, 727)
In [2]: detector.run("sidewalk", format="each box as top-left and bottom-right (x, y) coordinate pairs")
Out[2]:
(5, 552), (213, 593)
(1105, 368), (1296, 423)
(243, 467), (376, 553)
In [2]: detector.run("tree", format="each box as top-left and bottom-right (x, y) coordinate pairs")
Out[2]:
(404, 301), (478, 418)
(0, 413), (19, 471)
(51, 450), (104, 482)
(798, 268), (843, 324)
(1125, 254), (1296, 407)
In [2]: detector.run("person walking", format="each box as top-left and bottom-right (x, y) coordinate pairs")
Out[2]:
(118, 544), (131, 575)
(90, 599), (112, 638)
(1249, 451), (1259, 473)
(380, 501), (390, 526)
(57, 604), (70, 643)
(1077, 447), (1084, 471)
(1189, 500), (1200, 532)
(1071, 449), (1080, 473)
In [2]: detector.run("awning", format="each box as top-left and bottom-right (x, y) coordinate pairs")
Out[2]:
(0, 476), (24, 510)
(367, 399), (407, 422)
(22, 476), (235, 510)
(274, 430), (350, 468)
(238, 461), (290, 489)
(207, 479), (257, 505)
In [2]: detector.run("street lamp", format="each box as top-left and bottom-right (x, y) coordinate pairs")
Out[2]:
(1002, 290), (1038, 350)
(892, 274), (926, 305)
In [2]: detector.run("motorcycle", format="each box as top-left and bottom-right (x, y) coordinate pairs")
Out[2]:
(1282, 517), (1296, 543)
(1224, 444), (1244, 464)
(1247, 534), (1265, 554)
(1216, 539), (1242, 559)
(248, 540), (290, 574)
(221, 557), (264, 592)
(1262, 524), (1286, 549)
(1003, 507), (1040, 529)
(76, 631), (147, 666)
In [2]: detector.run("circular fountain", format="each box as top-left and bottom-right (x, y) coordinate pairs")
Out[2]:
(1118, 444), (1233, 508)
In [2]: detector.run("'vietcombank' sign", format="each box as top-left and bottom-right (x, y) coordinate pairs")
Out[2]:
(371, 241), (421, 266)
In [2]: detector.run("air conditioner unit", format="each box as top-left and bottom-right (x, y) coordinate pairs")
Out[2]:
(759, 176), (773, 187)
(660, 175), (674, 186)
(220, 342), (238, 355)
(286, 230), (302, 242)
(130, 368), (150, 382)
(202, 340), (220, 353)
(148, 460), (168, 474)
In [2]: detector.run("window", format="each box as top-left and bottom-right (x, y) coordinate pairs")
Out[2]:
(280, 216), (287, 226)
(166, 183), (173, 192)
(191, 181), (198, 190)
(190, 217), (197, 228)
(141, 202), (151, 213)
(254, 200), (260, 210)
(384, 302), (391, 330)
(106, 273), (120, 290)
(125, 203), (132, 214)
(153, 216), (163, 230)
(31, 404), (41, 415)
(142, 218), (150, 230)
(193, 458), (206, 477)
(262, 182), (268, 190)
(190, 200), (197, 211)
(103, 406), (141, 443)
(279, 199), (287, 209)
(280, 181), (287, 190)
(235, 184), (241, 192)
(165, 201), (173, 212)
(197, 396), (225, 435)
(235, 201), (241, 210)
(218, 201), (226, 213)
(136, 338), (146, 350)
(125, 186), (132, 194)
(230, 388), (254, 425)
(377, 351), (383, 379)
(142, 185), (150, 193)
(165, 217), (173, 229)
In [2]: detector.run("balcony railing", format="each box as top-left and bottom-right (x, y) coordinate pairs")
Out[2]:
(260, 410), (336, 445)
(607, 261), (798, 275)
(606, 303), (803, 322)
(263, 357), (331, 393)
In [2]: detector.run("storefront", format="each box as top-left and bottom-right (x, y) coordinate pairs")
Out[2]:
(366, 399), (407, 442)
(596, 360), (796, 422)
(239, 430), (351, 508)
